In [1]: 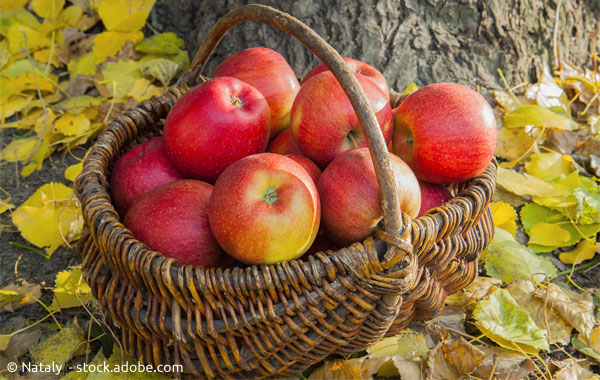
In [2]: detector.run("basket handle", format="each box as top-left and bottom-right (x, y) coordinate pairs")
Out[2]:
(180, 4), (405, 240)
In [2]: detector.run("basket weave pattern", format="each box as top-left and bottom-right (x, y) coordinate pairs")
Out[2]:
(75, 5), (497, 379)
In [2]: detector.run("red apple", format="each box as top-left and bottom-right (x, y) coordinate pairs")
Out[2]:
(417, 181), (452, 217)
(110, 137), (184, 215)
(208, 153), (320, 265)
(303, 57), (390, 101)
(163, 76), (270, 182)
(392, 83), (497, 184)
(267, 128), (303, 155)
(124, 180), (226, 267)
(317, 148), (420, 245)
(291, 71), (393, 168)
(285, 154), (321, 184)
(213, 47), (300, 136)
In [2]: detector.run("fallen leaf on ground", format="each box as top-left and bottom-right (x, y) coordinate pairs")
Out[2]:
(367, 328), (429, 360)
(559, 239), (598, 265)
(496, 166), (567, 198)
(473, 288), (549, 355)
(483, 228), (557, 284)
(425, 337), (484, 380)
(135, 32), (184, 55)
(552, 359), (595, 380)
(471, 346), (534, 380)
(49, 266), (92, 311)
(5, 329), (42, 360)
(490, 201), (517, 236)
(571, 334), (600, 361)
(97, 0), (156, 32)
(12, 183), (82, 255)
(0, 281), (42, 312)
(506, 281), (572, 344)
(533, 284), (595, 341)
(504, 104), (578, 130)
(425, 306), (466, 342)
(444, 276), (501, 309)
(308, 357), (387, 380)
(0, 197), (14, 215)
(525, 152), (574, 181)
(29, 322), (85, 368)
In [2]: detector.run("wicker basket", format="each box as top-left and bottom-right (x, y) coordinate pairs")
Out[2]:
(74, 4), (497, 379)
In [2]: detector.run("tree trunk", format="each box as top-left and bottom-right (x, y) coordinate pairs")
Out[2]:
(150, 0), (599, 97)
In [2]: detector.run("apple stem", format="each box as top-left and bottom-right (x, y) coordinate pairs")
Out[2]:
(263, 188), (278, 205)
(347, 131), (359, 149)
(230, 95), (243, 109)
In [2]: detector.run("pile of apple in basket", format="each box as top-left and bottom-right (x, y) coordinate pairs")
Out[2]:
(111, 47), (497, 268)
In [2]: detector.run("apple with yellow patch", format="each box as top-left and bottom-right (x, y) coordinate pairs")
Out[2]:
(208, 153), (320, 265)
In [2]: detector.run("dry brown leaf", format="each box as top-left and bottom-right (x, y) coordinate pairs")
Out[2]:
(552, 360), (595, 380)
(425, 306), (466, 342)
(425, 337), (484, 380)
(0, 281), (42, 312)
(533, 284), (596, 341)
(444, 276), (501, 309)
(506, 281), (572, 344)
(471, 346), (535, 380)
(5, 329), (42, 361)
(389, 358), (424, 379)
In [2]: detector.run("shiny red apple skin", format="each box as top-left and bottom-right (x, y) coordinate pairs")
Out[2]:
(213, 47), (300, 136)
(208, 153), (320, 265)
(124, 180), (226, 267)
(303, 57), (390, 101)
(285, 154), (322, 184)
(110, 137), (184, 216)
(267, 128), (303, 155)
(291, 71), (393, 168)
(317, 148), (420, 245)
(163, 76), (270, 182)
(392, 83), (497, 184)
(417, 181), (452, 217)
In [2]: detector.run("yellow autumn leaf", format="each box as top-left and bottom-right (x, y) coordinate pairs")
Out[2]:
(528, 222), (571, 247)
(525, 152), (574, 181)
(29, 323), (85, 368)
(504, 104), (578, 130)
(54, 112), (91, 136)
(130, 77), (162, 101)
(59, 5), (83, 27)
(0, 0), (28, 11)
(559, 239), (598, 265)
(12, 183), (82, 255)
(97, 59), (142, 99)
(30, 0), (65, 20)
(97, 0), (156, 32)
(14, 71), (56, 93)
(93, 30), (143, 64)
(33, 48), (62, 67)
(495, 126), (537, 162)
(67, 51), (97, 77)
(7, 24), (51, 54)
(0, 281), (42, 313)
(496, 166), (568, 198)
(64, 162), (83, 182)
(49, 266), (92, 310)
(0, 136), (38, 162)
(0, 196), (14, 215)
(490, 201), (518, 236)
(0, 95), (31, 119)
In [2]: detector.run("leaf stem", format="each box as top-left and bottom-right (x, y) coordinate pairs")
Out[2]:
(8, 241), (50, 259)
(551, 258), (599, 279)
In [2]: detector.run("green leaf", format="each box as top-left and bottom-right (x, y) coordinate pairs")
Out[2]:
(400, 82), (420, 95)
(483, 228), (557, 283)
(520, 203), (600, 252)
(504, 104), (578, 130)
(67, 52), (97, 77)
(140, 58), (179, 87)
(135, 32), (184, 55)
(367, 328), (429, 360)
(54, 95), (104, 115)
(473, 288), (549, 355)
(30, 324), (85, 368)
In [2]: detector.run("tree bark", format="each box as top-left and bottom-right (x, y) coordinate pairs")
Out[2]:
(150, 0), (599, 97)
